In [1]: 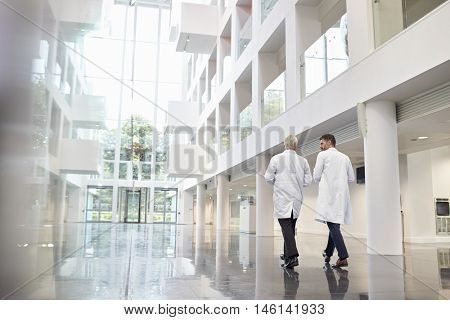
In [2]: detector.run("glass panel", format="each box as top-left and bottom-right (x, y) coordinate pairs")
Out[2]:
(86, 188), (99, 222)
(261, 0), (278, 22)
(86, 187), (113, 222)
(238, 15), (252, 58)
(164, 211), (176, 223)
(263, 72), (285, 126)
(165, 190), (177, 212)
(49, 101), (61, 156)
(119, 162), (130, 180)
(102, 161), (114, 179)
(126, 191), (140, 223)
(302, 14), (348, 97)
(220, 126), (230, 153)
(154, 190), (165, 212)
(99, 188), (113, 222)
(141, 163), (152, 180)
(240, 104), (253, 140)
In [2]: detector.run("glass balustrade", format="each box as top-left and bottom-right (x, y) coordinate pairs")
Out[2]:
(261, 0), (278, 22)
(302, 13), (348, 97)
(240, 104), (252, 140)
(263, 72), (285, 126)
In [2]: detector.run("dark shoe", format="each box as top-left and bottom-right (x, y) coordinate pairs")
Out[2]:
(282, 257), (299, 269)
(322, 251), (331, 263)
(280, 254), (285, 261)
(332, 258), (348, 268)
(322, 262), (332, 272)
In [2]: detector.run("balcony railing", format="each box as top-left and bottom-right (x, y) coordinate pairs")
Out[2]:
(262, 72), (285, 126)
(238, 16), (252, 58)
(240, 104), (252, 141)
(261, 0), (278, 22)
(301, 14), (348, 97)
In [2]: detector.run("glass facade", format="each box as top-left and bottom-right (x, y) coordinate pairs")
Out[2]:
(16, 1), (182, 225)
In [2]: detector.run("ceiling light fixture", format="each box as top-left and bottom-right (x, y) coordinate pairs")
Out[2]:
(243, 185), (248, 187)
(417, 136), (429, 140)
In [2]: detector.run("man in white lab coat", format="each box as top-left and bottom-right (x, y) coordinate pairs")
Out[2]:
(313, 134), (355, 268)
(265, 135), (312, 269)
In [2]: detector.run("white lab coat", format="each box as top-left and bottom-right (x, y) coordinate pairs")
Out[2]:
(264, 150), (312, 219)
(313, 147), (355, 225)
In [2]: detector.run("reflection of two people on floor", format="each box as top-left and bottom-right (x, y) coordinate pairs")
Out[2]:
(265, 134), (354, 269)
(282, 265), (350, 300)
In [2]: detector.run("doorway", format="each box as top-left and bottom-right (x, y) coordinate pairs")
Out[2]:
(118, 187), (150, 223)
(153, 188), (178, 224)
(86, 186), (113, 222)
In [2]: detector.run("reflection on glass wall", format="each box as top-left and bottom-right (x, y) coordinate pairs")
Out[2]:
(263, 72), (286, 126)
(302, 13), (348, 97)
(373, 0), (447, 47)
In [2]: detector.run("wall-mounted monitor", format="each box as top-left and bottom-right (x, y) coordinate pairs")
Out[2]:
(356, 166), (365, 184)
(436, 199), (450, 216)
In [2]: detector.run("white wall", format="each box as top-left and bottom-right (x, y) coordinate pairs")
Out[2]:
(431, 146), (450, 197)
(404, 145), (450, 242)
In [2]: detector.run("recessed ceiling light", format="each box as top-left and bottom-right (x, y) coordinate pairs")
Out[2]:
(229, 188), (233, 191)
(243, 185), (248, 187)
(410, 136), (429, 141)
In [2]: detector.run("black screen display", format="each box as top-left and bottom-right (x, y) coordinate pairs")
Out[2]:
(436, 201), (450, 216)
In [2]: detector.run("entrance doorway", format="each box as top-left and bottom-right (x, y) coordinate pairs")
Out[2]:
(153, 188), (178, 223)
(118, 187), (150, 223)
(86, 186), (113, 222)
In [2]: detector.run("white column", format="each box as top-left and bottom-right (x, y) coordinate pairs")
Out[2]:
(230, 85), (240, 145)
(256, 153), (274, 236)
(216, 175), (230, 231)
(346, 0), (375, 65)
(179, 190), (194, 225)
(252, 55), (263, 128)
(196, 184), (206, 230)
(364, 100), (403, 255)
(285, 1), (301, 107)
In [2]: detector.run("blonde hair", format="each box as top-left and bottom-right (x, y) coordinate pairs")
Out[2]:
(284, 134), (298, 151)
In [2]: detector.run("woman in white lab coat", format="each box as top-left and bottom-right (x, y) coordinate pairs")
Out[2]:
(313, 134), (354, 268)
(265, 135), (312, 269)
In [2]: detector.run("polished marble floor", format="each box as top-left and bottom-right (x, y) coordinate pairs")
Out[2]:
(3, 223), (450, 300)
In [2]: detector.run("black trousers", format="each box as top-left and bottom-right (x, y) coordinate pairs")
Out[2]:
(324, 222), (349, 260)
(278, 211), (299, 259)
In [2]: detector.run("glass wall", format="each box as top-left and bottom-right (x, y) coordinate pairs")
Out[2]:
(82, 3), (181, 192)
(86, 187), (113, 222)
(302, 13), (348, 97)
(153, 189), (178, 223)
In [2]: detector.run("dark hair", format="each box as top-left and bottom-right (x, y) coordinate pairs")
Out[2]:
(320, 134), (336, 146)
